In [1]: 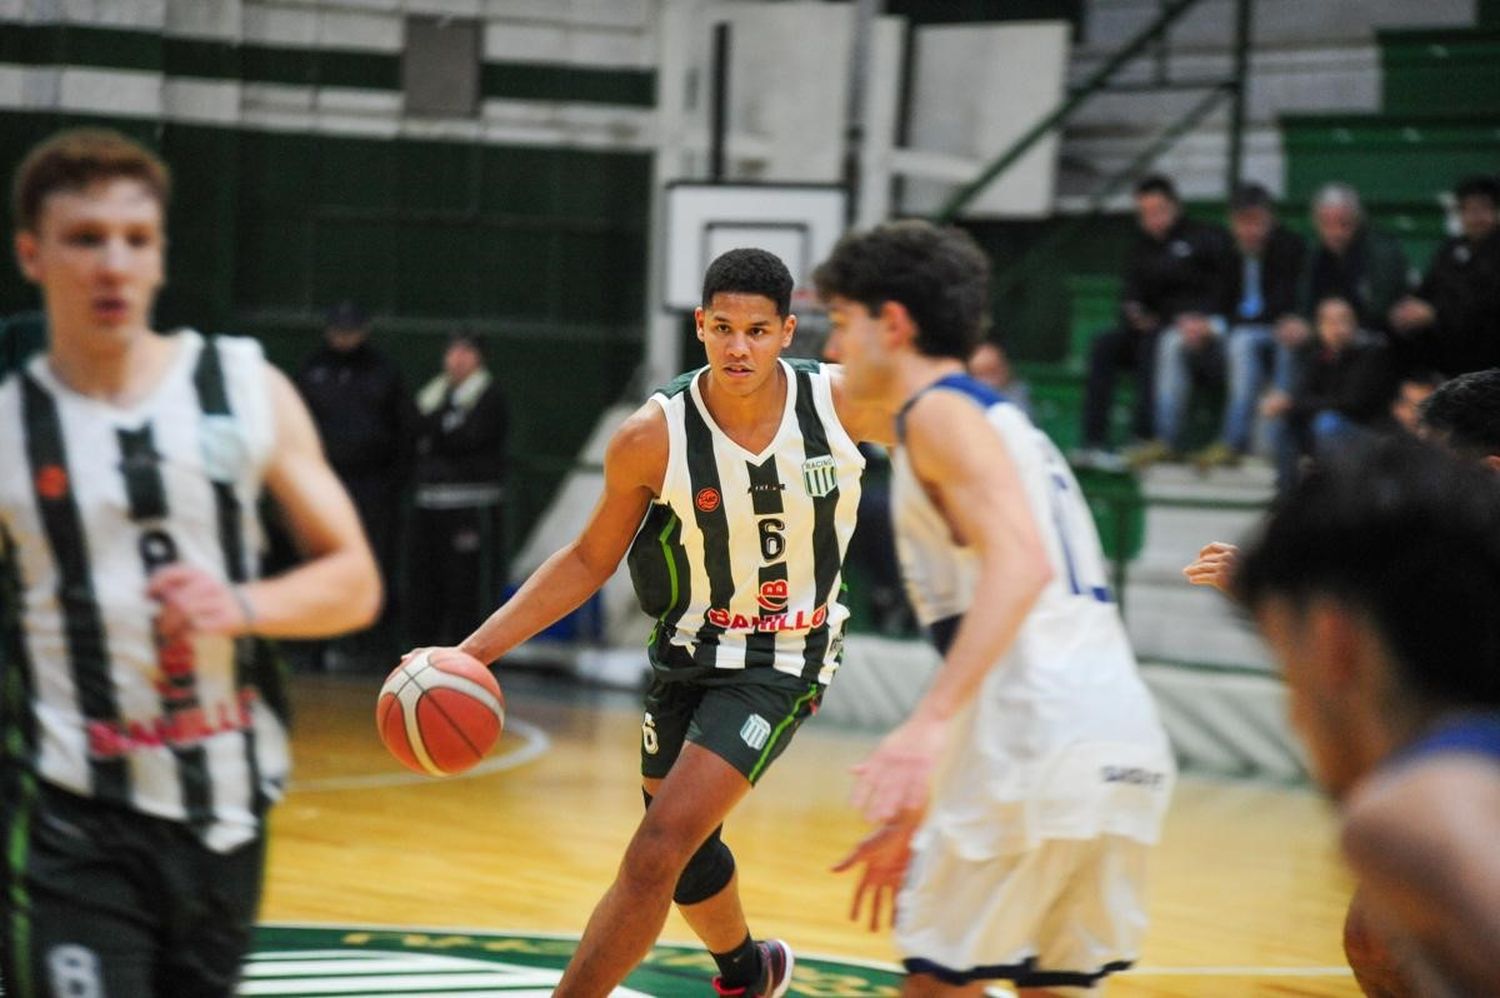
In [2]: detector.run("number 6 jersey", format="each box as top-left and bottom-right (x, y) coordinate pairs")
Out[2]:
(628, 359), (864, 686)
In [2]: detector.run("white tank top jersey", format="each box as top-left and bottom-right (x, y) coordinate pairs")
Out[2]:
(0, 331), (290, 852)
(891, 374), (1174, 857)
(627, 359), (864, 686)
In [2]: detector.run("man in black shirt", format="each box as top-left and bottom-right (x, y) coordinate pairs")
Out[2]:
(1389, 175), (1500, 377)
(1172, 184), (1307, 468)
(1077, 174), (1234, 465)
(294, 302), (416, 667)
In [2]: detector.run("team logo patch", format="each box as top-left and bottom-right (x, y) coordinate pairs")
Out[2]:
(247, 924), (905, 995)
(756, 579), (789, 612)
(801, 455), (838, 498)
(740, 714), (772, 750)
(695, 487), (721, 513)
(35, 464), (69, 501)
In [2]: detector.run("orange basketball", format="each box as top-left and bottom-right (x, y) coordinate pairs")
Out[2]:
(377, 648), (505, 776)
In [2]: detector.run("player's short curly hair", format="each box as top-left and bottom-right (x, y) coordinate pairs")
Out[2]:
(812, 219), (991, 361)
(12, 128), (171, 232)
(1420, 368), (1500, 458)
(701, 248), (794, 316)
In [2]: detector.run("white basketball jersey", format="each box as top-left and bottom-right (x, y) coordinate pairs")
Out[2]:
(891, 375), (1173, 854)
(627, 359), (863, 685)
(0, 331), (289, 852)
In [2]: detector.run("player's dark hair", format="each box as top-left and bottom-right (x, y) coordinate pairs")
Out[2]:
(1454, 174), (1500, 207)
(1235, 437), (1500, 709)
(1133, 173), (1178, 202)
(701, 248), (794, 316)
(1419, 367), (1500, 458)
(12, 127), (171, 232)
(812, 219), (991, 361)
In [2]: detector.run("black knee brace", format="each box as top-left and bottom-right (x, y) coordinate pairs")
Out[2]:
(644, 791), (737, 905)
(673, 826), (735, 905)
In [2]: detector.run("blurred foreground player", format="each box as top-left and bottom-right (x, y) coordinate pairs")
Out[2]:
(1, 128), (378, 996)
(1235, 439), (1500, 996)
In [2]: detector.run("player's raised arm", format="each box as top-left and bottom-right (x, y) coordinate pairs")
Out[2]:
(851, 390), (1053, 823)
(206, 365), (381, 638)
(457, 402), (666, 666)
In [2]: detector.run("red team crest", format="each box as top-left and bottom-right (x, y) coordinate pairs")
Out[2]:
(36, 464), (68, 500)
(756, 579), (789, 612)
(695, 488), (721, 513)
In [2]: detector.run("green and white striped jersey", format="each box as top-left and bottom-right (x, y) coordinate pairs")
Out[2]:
(0, 331), (289, 853)
(628, 359), (864, 685)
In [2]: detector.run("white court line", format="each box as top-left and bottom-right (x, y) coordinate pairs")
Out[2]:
(1129, 966), (1352, 977)
(286, 718), (551, 792)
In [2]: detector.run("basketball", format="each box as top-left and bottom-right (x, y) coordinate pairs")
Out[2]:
(377, 648), (505, 777)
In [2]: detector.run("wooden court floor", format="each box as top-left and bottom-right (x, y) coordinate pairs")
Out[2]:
(261, 672), (1359, 997)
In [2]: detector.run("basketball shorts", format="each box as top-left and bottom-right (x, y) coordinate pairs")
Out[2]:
(896, 831), (1150, 994)
(0, 777), (265, 998)
(640, 671), (824, 784)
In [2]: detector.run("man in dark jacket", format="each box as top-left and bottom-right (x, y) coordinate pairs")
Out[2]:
(408, 331), (509, 647)
(1278, 183), (1411, 355)
(1167, 183), (1308, 468)
(295, 301), (416, 667)
(1389, 174), (1500, 377)
(1077, 174), (1235, 465)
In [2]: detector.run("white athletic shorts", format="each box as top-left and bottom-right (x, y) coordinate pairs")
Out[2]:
(895, 831), (1150, 993)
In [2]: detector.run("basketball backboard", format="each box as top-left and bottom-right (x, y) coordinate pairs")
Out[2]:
(662, 182), (848, 312)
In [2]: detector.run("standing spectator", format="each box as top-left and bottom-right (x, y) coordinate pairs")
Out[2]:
(408, 331), (509, 647)
(1389, 175), (1500, 377)
(1262, 297), (1398, 480)
(295, 301), (415, 668)
(1389, 371), (1444, 437)
(1076, 174), (1235, 467)
(1173, 183), (1307, 469)
(1279, 183), (1411, 355)
(967, 339), (1033, 419)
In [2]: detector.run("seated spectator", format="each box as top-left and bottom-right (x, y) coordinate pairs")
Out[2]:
(408, 330), (510, 647)
(1076, 174), (1234, 468)
(968, 339), (1033, 418)
(1389, 175), (1500, 377)
(1262, 296), (1398, 483)
(1162, 183), (1307, 470)
(1277, 183), (1412, 360)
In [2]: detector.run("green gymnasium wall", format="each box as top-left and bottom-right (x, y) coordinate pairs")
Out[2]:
(0, 106), (651, 547)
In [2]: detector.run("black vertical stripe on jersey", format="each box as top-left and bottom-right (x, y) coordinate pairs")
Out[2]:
(20, 374), (128, 800)
(117, 419), (214, 830)
(745, 457), (787, 668)
(192, 338), (267, 817)
(1, 525), (38, 762)
(116, 426), (167, 520)
(683, 394), (733, 669)
(793, 370), (840, 680)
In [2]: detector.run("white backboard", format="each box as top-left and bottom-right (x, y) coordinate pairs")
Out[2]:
(663, 182), (848, 311)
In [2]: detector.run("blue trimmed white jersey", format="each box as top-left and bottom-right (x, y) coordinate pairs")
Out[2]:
(0, 331), (288, 852)
(892, 374), (1172, 853)
(627, 359), (864, 685)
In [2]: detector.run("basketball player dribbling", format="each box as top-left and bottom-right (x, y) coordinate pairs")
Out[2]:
(0, 128), (379, 996)
(818, 220), (1175, 997)
(430, 248), (891, 997)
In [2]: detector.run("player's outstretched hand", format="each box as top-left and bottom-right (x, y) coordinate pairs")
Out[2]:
(850, 715), (947, 825)
(148, 564), (254, 640)
(1183, 541), (1239, 594)
(831, 815), (918, 932)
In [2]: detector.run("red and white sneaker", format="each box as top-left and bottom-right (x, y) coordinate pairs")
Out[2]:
(711, 939), (794, 998)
